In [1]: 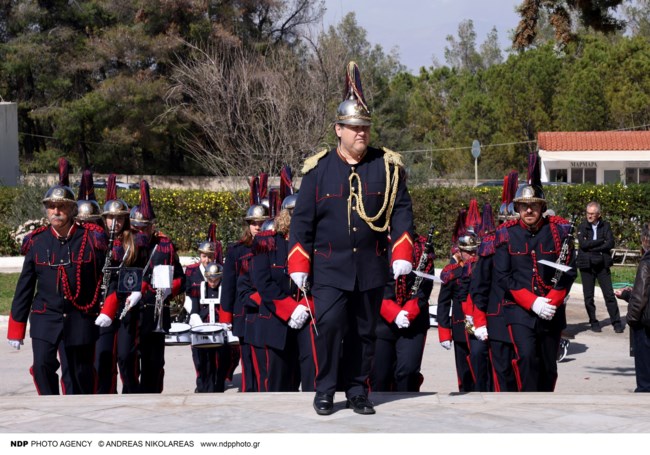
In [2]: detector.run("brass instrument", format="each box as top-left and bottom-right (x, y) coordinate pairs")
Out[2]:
(154, 287), (166, 333)
(100, 222), (117, 306)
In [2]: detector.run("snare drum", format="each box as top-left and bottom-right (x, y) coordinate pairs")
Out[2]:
(191, 324), (226, 348)
(165, 322), (191, 346)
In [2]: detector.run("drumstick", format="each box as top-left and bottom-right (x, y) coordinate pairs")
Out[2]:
(300, 284), (318, 336)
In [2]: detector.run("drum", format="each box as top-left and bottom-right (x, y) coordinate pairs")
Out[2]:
(429, 304), (438, 328)
(190, 324), (226, 348)
(165, 322), (191, 346)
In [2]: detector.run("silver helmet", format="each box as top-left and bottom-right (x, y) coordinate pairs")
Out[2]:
(42, 185), (76, 205)
(76, 200), (102, 222)
(102, 199), (130, 217)
(261, 218), (275, 232)
(335, 61), (372, 126)
(281, 193), (298, 211)
(458, 230), (480, 252)
(244, 204), (270, 222)
(204, 262), (223, 280)
(512, 184), (545, 206)
(198, 240), (216, 256)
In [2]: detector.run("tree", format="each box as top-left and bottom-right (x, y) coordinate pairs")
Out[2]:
(444, 20), (482, 73)
(513, 0), (625, 51)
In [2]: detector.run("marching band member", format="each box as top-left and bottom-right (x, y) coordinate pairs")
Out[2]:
(94, 174), (139, 393)
(371, 226), (435, 392)
(7, 157), (107, 395)
(220, 175), (269, 392)
(494, 154), (577, 391)
(249, 195), (316, 392)
(289, 62), (414, 415)
(470, 175), (519, 391)
(184, 224), (232, 392)
(437, 217), (489, 392)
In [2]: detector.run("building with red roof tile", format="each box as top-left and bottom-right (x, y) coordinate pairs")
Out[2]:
(538, 131), (650, 184)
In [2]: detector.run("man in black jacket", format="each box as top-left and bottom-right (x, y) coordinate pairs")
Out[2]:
(576, 201), (623, 333)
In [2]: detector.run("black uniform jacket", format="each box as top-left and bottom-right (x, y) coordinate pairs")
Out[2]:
(249, 230), (312, 350)
(470, 232), (510, 342)
(575, 219), (615, 269)
(378, 234), (435, 339)
(493, 217), (577, 330)
(220, 241), (252, 337)
(8, 223), (107, 345)
(437, 258), (476, 343)
(626, 250), (650, 328)
(288, 147), (414, 295)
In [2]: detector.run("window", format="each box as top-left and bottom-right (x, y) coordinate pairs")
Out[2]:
(571, 168), (597, 184)
(625, 168), (650, 184)
(549, 169), (568, 182)
(603, 170), (620, 184)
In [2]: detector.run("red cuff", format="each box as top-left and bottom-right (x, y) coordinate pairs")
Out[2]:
(7, 313), (27, 340)
(219, 309), (233, 324)
(473, 308), (487, 328)
(288, 243), (311, 274)
(380, 299), (402, 323)
(101, 292), (120, 319)
(391, 232), (414, 263)
(249, 292), (261, 306)
(511, 288), (538, 310)
(546, 288), (567, 307)
(403, 298), (420, 321)
(171, 277), (183, 297)
(273, 295), (299, 321)
(438, 326), (452, 342)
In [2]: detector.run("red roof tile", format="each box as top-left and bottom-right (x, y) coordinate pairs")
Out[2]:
(538, 131), (650, 151)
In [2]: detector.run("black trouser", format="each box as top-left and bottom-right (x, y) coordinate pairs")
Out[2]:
(32, 338), (95, 395)
(138, 331), (165, 393)
(191, 344), (232, 393)
(371, 331), (427, 392)
(95, 320), (119, 394)
(311, 283), (382, 398)
(488, 339), (518, 392)
(580, 265), (621, 325)
(239, 341), (258, 392)
(117, 312), (140, 394)
(632, 325), (650, 392)
(509, 323), (561, 392)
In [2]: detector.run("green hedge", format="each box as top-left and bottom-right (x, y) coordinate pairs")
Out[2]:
(1, 183), (648, 256)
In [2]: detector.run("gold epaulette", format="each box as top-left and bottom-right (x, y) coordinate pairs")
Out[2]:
(301, 148), (329, 175)
(382, 147), (404, 168)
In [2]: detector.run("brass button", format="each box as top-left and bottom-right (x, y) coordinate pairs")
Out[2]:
(326, 194), (330, 197)
(352, 206), (356, 211)
(353, 248), (357, 253)
(353, 227), (358, 232)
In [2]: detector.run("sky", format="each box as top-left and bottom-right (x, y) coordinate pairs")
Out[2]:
(321, 0), (523, 73)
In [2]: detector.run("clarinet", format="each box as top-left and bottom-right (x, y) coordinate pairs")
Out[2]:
(551, 213), (578, 288)
(100, 223), (117, 306)
(411, 223), (436, 297)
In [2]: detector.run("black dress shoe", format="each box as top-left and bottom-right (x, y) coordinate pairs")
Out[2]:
(313, 392), (334, 416)
(346, 395), (376, 415)
(591, 322), (602, 333)
(614, 323), (625, 333)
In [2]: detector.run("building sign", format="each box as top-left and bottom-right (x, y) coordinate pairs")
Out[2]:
(570, 162), (597, 168)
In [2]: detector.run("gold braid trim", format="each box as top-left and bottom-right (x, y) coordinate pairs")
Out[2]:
(348, 150), (401, 232)
(301, 148), (329, 175)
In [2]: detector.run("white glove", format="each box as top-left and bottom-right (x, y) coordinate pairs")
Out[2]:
(189, 313), (203, 327)
(392, 259), (413, 280)
(440, 340), (452, 350)
(7, 339), (23, 350)
(183, 296), (193, 313)
(531, 297), (555, 320)
(289, 305), (310, 330)
(465, 314), (474, 326)
(474, 326), (488, 341)
(221, 323), (232, 331)
(126, 291), (142, 308)
(290, 272), (308, 290)
(95, 314), (113, 328)
(395, 310), (410, 329)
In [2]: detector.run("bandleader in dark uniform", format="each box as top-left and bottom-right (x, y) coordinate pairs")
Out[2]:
(493, 154), (577, 392)
(7, 166), (107, 395)
(288, 62), (414, 415)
